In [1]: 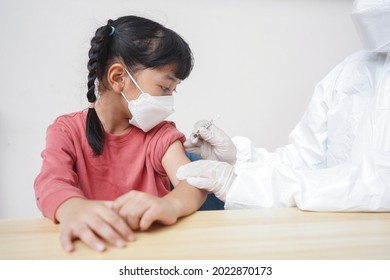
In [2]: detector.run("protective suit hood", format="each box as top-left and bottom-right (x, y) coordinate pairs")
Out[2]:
(351, 0), (390, 52)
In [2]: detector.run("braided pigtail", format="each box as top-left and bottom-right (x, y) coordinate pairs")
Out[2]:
(86, 20), (115, 155)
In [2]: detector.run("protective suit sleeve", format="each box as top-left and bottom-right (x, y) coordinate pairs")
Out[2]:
(226, 148), (390, 211)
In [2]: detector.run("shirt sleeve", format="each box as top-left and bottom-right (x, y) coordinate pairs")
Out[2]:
(34, 119), (86, 222)
(148, 121), (186, 176)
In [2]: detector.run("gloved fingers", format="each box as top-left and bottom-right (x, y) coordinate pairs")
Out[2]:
(183, 145), (202, 157)
(187, 177), (227, 202)
(184, 140), (217, 161)
(186, 177), (217, 192)
(184, 133), (202, 147)
(189, 133), (199, 144)
(197, 124), (231, 147)
(198, 125), (237, 164)
(199, 142), (218, 161)
(189, 120), (214, 144)
(188, 118), (237, 164)
(191, 120), (211, 134)
(176, 162), (205, 179)
(183, 138), (199, 148)
(176, 160), (220, 179)
(176, 160), (233, 203)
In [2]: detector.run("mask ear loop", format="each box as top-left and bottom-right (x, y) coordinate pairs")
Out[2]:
(124, 69), (145, 94)
(121, 92), (131, 103)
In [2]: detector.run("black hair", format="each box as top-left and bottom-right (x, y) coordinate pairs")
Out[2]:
(86, 15), (194, 155)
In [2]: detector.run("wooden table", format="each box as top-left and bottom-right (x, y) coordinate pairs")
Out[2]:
(0, 208), (389, 259)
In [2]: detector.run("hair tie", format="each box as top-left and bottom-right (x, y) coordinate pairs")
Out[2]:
(109, 26), (115, 36)
(88, 102), (95, 109)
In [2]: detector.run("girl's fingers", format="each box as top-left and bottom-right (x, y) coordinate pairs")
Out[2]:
(59, 228), (75, 253)
(113, 191), (151, 230)
(99, 207), (135, 242)
(139, 207), (158, 231)
(139, 205), (177, 231)
(119, 204), (147, 230)
(85, 219), (124, 249)
(79, 229), (107, 252)
(58, 200), (137, 252)
(71, 223), (106, 252)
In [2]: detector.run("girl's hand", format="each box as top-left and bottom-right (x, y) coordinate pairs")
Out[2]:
(55, 198), (134, 252)
(112, 190), (180, 231)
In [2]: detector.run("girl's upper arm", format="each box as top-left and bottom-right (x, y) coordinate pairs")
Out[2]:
(161, 140), (191, 187)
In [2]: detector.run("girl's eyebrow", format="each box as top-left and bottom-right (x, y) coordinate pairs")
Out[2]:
(164, 74), (180, 83)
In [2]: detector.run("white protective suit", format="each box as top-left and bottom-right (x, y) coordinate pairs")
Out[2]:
(178, 0), (390, 211)
(227, 50), (390, 211)
(229, 0), (390, 211)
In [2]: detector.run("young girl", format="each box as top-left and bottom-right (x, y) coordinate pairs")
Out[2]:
(34, 15), (207, 253)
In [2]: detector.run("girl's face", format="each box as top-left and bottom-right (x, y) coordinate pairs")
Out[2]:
(123, 63), (181, 101)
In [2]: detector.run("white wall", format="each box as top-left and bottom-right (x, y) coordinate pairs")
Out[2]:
(0, 0), (359, 219)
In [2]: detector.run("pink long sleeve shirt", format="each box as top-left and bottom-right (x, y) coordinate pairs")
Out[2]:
(34, 110), (185, 221)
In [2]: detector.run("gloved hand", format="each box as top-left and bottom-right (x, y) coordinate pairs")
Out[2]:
(176, 160), (235, 202)
(183, 120), (237, 164)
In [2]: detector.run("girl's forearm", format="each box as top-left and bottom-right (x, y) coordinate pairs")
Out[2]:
(164, 181), (207, 218)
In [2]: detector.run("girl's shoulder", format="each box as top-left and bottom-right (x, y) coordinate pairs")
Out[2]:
(149, 121), (185, 141)
(52, 110), (86, 126)
(48, 110), (87, 135)
(145, 121), (186, 176)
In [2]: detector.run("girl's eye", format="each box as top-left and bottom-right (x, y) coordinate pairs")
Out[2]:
(160, 85), (177, 95)
(161, 86), (171, 94)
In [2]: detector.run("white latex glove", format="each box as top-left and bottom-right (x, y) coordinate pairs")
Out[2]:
(183, 120), (237, 164)
(176, 160), (235, 202)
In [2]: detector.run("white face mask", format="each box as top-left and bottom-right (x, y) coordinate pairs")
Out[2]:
(121, 69), (175, 132)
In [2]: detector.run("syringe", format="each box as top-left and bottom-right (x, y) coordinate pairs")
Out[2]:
(191, 115), (221, 143)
